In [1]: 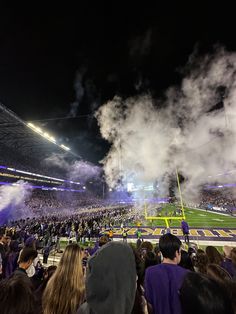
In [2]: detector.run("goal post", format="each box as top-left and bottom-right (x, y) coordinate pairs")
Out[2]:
(144, 168), (185, 228)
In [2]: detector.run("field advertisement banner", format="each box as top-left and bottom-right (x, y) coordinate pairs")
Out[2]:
(104, 227), (236, 241)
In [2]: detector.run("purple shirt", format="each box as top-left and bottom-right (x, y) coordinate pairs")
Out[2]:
(181, 221), (189, 234)
(221, 259), (236, 278)
(145, 263), (188, 314)
(88, 242), (99, 256)
(5, 252), (18, 278)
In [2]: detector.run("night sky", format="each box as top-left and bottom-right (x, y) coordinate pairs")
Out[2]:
(0, 3), (235, 163)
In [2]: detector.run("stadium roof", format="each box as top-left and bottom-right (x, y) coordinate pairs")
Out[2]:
(0, 103), (80, 160)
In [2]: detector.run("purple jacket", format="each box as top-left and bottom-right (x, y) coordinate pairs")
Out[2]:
(5, 252), (19, 278)
(181, 221), (189, 234)
(145, 263), (188, 314)
(88, 242), (99, 256)
(221, 259), (236, 278)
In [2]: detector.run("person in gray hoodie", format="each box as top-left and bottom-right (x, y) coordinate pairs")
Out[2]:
(78, 241), (137, 314)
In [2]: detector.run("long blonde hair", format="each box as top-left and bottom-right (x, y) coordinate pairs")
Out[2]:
(42, 243), (85, 314)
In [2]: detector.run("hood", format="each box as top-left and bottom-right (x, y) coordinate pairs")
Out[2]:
(85, 241), (136, 314)
(25, 236), (35, 247)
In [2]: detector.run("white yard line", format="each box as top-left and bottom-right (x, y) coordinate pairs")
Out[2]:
(188, 207), (236, 217)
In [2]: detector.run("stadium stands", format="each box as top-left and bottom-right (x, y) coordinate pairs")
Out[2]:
(0, 102), (78, 177)
(200, 189), (236, 215)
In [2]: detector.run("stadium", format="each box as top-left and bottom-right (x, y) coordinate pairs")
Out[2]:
(0, 101), (235, 244)
(0, 99), (236, 313)
(1, 6), (236, 314)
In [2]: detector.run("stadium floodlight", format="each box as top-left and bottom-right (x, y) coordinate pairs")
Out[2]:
(43, 132), (50, 139)
(27, 121), (74, 153)
(60, 144), (70, 151)
(34, 126), (43, 134)
(28, 123), (56, 142)
(49, 136), (56, 142)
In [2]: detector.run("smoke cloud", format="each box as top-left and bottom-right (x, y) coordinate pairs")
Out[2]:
(68, 66), (100, 119)
(44, 153), (102, 183)
(0, 180), (32, 223)
(69, 160), (102, 182)
(43, 153), (72, 171)
(96, 47), (236, 202)
(68, 67), (87, 117)
(129, 28), (153, 57)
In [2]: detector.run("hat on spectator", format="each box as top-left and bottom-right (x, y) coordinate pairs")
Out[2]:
(82, 242), (136, 314)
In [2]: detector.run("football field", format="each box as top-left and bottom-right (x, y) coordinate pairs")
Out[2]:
(144, 204), (236, 228)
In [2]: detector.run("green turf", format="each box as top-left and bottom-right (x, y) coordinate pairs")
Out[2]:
(144, 204), (236, 228)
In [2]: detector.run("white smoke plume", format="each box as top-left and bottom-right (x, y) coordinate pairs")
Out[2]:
(96, 47), (236, 202)
(68, 67), (87, 117)
(0, 180), (32, 221)
(69, 160), (102, 182)
(44, 153), (102, 182)
(129, 28), (152, 57)
(44, 153), (72, 171)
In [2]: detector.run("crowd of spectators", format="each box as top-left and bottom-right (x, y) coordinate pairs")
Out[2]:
(200, 189), (236, 208)
(0, 147), (236, 312)
(24, 190), (100, 214)
(0, 229), (235, 314)
(2, 204), (138, 251)
(186, 189), (236, 215)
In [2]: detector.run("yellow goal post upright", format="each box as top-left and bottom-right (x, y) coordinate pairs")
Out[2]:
(144, 167), (185, 228)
